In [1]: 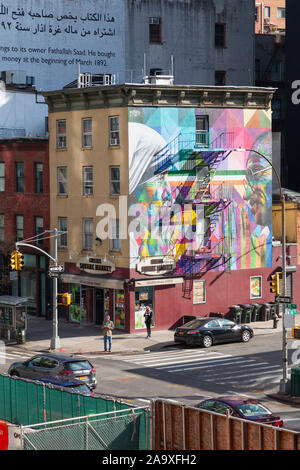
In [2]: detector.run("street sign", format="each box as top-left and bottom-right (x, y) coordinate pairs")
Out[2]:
(275, 295), (292, 304)
(286, 304), (297, 315)
(49, 265), (64, 274)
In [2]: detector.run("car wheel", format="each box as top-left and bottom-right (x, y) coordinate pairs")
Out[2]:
(10, 371), (19, 377)
(202, 335), (213, 348)
(241, 330), (251, 343)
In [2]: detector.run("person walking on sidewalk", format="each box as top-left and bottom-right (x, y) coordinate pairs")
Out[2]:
(102, 314), (114, 352)
(144, 306), (153, 338)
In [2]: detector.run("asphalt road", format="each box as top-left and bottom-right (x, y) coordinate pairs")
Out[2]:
(2, 333), (300, 431)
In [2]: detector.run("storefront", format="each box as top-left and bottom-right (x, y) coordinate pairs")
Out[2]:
(134, 286), (154, 329)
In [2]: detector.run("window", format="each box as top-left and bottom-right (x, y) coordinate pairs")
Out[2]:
(193, 280), (206, 304)
(110, 166), (120, 195)
(58, 217), (67, 247)
(219, 319), (235, 327)
(35, 163), (43, 193)
(264, 6), (270, 18)
(215, 71), (226, 86)
(0, 163), (4, 191)
(15, 215), (23, 241)
(215, 23), (226, 47)
(195, 116), (209, 146)
(198, 400), (216, 411)
(83, 218), (93, 250)
(277, 7), (285, 19)
(109, 116), (120, 146)
(35, 217), (44, 245)
(212, 402), (234, 416)
(149, 17), (162, 44)
(83, 166), (93, 196)
(0, 214), (4, 241)
(271, 61), (283, 81)
(56, 119), (67, 148)
(15, 163), (24, 192)
(57, 167), (67, 195)
(82, 118), (92, 148)
(272, 98), (281, 120)
(206, 320), (221, 328)
(110, 218), (121, 251)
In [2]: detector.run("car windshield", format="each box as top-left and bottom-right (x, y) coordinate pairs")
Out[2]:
(64, 360), (92, 371)
(183, 319), (208, 328)
(235, 403), (272, 417)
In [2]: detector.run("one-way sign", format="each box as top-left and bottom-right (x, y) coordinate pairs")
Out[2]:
(275, 295), (292, 304)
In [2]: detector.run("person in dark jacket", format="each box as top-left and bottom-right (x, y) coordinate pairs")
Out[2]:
(144, 306), (153, 338)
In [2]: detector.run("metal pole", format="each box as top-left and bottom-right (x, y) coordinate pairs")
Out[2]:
(280, 194), (288, 392)
(50, 228), (60, 350)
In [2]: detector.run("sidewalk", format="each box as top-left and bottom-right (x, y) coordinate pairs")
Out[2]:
(5, 313), (291, 355)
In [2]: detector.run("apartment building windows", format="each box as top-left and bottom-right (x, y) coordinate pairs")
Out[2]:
(56, 119), (67, 148)
(83, 166), (93, 196)
(0, 163), (4, 192)
(195, 116), (209, 147)
(15, 163), (24, 192)
(16, 215), (24, 241)
(109, 116), (120, 146)
(277, 8), (285, 19)
(58, 217), (67, 247)
(35, 163), (43, 193)
(264, 6), (270, 18)
(82, 118), (92, 148)
(57, 167), (67, 195)
(110, 218), (121, 251)
(0, 214), (4, 242)
(215, 71), (226, 86)
(35, 216), (44, 245)
(83, 218), (93, 250)
(215, 23), (226, 47)
(110, 166), (120, 195)
(149, 17), (162, 44)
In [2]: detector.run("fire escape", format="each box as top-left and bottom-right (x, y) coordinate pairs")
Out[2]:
(153, 130), (235, 296)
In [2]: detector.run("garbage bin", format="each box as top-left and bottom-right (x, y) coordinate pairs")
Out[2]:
(260, 303), (272, 321)
(251, 303), (262, 322)
(239, 304), (254, 323)
(291, 367), (300, 397)
(228, 305), (243, 324)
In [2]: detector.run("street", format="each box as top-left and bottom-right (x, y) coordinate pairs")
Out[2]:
(1, 332), (300, 431)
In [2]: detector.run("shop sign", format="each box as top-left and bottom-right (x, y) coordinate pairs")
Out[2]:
(136, 257), (176, 276)
(135, 277), (184, 287)
(76, 256), (115, 275)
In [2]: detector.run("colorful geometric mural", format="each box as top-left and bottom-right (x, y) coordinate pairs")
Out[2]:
(128, 107), (272, 273)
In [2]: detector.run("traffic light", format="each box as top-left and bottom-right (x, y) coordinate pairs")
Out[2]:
(270, 272), (281, 294)
(57, 293), (72, 306)
(10, 250), (24, 271)
(292, 327), (300, 339)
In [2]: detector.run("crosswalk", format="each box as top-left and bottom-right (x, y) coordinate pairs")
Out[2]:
(0, 346), (40, 364)
(109, 348), (289, 390)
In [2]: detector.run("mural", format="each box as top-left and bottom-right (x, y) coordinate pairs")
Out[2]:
(128, 107), (272, 273)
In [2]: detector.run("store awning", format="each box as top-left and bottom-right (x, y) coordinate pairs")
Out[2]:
(60, 274), (126, 290)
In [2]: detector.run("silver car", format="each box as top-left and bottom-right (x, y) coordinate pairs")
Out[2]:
(8, 353), (97, 390)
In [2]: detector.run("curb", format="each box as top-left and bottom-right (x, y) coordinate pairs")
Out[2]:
(267, 393), (300, 405)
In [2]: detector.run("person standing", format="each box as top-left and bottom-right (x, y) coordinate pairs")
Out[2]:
(102, 314), (114, 352)
(144, 306), (153, 338)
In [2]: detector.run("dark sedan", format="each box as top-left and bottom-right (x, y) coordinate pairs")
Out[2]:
(8, 353), (97, 390)
(174, 317), (253, 348)
(197, 396), (284, 427)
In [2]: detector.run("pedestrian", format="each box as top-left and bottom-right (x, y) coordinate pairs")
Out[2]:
(102, 314), (114, 352)
(144, 306), (153, 338)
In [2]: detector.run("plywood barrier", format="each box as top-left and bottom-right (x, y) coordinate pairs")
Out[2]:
(152, 400), (300, 451)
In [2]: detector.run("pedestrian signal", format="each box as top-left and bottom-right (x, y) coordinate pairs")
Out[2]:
(57, 293), (72, 306)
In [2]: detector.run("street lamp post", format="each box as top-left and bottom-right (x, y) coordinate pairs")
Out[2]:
(234, 148), (287, 393)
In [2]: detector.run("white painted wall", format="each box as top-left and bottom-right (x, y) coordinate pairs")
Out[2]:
(0, 88), (48, 137)
(125, 0), (255, 86)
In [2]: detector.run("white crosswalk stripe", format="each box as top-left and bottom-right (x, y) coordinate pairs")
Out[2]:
(0, 348), (41, 362)
(108, 348), (289, 388)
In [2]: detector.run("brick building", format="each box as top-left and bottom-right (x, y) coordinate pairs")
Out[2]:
(255, 1), (286, 34)
(0, 138), (50, 316)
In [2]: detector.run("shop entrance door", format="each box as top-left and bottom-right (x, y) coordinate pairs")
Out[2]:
(95, 289), (104, 326)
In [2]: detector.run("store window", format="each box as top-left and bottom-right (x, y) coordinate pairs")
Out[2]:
(135, 287), (154, 329)
(115, 289), (125, 329)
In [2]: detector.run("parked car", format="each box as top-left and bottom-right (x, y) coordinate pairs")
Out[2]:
(174, 317), (253, 348)
(8, 353), (97, 390)
(197, 396), (284, 427)
(29, 376), (93, 396)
